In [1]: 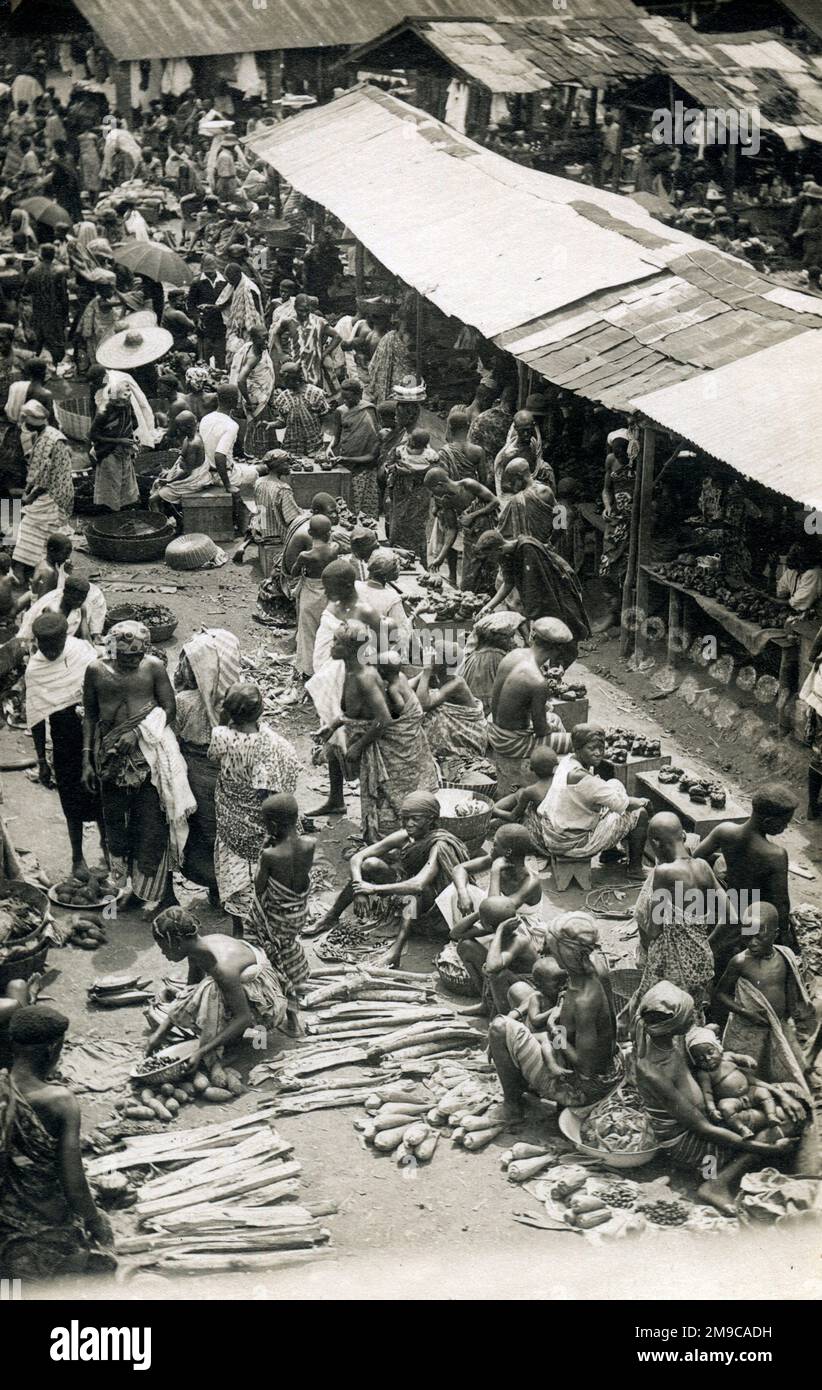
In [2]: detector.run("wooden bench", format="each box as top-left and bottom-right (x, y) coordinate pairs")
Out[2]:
(634, 771), (747, 836)
(549, 854), (593, 892)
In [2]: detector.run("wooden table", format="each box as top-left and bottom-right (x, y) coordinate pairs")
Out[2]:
(635, 769), (747, 836)
(601, 752), (670, 795)
(288, 466), (351, 507)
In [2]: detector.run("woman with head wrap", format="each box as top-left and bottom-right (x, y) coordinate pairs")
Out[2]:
(183, 364), (215, 420)
(174, 629), (241, 898)
(0, 1005), (115, 1279)
(12, 401), (74, 578)
(147, 907), (287, 1068)
(316, 790), (470, 968)
(488, 911), (622, 1120)
(634, 982), (797, 1213)
(459, 610), (524, 715)
(208, 681), (300, 929)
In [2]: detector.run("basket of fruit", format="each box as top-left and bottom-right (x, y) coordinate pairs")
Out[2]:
(435, 788), (492, 849)
(104, 601), (178, 644)
(0, 882), (51, 989)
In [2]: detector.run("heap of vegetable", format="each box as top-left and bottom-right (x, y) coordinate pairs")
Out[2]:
(119, 1059), (245, 1124)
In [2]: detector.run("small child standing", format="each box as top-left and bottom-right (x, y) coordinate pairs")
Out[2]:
(714, 901), (815, 1075)
(245, 793), (316, 1036)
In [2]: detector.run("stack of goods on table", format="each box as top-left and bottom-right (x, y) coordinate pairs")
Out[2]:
(603, 728), (661, 765)
(542, 666), (588, 703)
(650, 564), (789, 627)
(656, 767), (726, 807)
(406, 574), (489, 623)
(246, 968), (486, 1118)
(84, 1112), (335, 1274)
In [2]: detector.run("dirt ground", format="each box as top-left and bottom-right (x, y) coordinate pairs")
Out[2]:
(5, 546), (821, 1301)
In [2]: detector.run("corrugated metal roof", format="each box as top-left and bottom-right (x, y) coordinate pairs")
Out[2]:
(248, 85), (703, 339)
(347, 15), (822, 142)
(249, 86), (822, 414)
(631, 330), (822, 509)
(67, 0), (550, 60)
(779, 0), (822, 42)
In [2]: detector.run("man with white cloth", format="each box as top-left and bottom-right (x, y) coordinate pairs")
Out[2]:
(25, 610), (104, 878)
(82, 620), (195, 909)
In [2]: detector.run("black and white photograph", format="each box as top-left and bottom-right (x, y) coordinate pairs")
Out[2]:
(0, 0), (819, 1341)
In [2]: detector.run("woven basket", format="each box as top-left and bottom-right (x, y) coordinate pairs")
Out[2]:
(130, 1039), (199, 1086)
(86, 511), (175, 563)
(435, 788), (493, 848)
(164, 533), (220, 571)
(443, 773), (497, 800)
(0, 937), (49, 992)
(435, 944), (478, 998)
(135, 447), (176, 476)
(55, 395), (93, 442)
(104, 602), (178, 644)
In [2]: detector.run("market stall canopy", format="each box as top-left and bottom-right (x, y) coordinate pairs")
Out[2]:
(344, 16), (822, 147)
(630, 329), (822, 511)
(247, 85), (705, 340)
(779, 0), (822, 43)
(64, 0), (555, 61)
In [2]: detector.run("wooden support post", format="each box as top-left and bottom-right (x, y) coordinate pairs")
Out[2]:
(619, 462), (642, 659)
(634, 426), (656, 662)
(612, 107), (625, 193)
(724, 139), (737, 212)
(517, 360), (528, 410)
(272, 172), (281, 219)
(354, 241), (365, 300)
(589, 87), (599, 131)
(415, 291), (424, 381)
(667, 587), (683, 668)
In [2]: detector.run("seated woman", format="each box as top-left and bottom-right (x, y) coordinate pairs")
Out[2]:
(317, 791), (469, 969)
(147, 907), (287, 1070)
(245, 794), (315, 1036)
(173, 629), (241, 903)
(488, 912), (622, 1121)
(634, 982), (805, 1214)
(412, 642), (487, 764)
(459, 610), (524, 715)
(527, 723), (649, 876)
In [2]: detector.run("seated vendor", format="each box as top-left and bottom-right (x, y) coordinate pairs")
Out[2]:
(0, 1005), (114, 1279)
(316, 791), (469, 969)
(147, 907), (287, 1069)
(412, 641), (487, 763)
(460, 610), (524, 715)
(18, 574), (104, 645)
(634, 982), (805, 1214)
(526, 723), (649, 876)
(488, 912), (622, 1121)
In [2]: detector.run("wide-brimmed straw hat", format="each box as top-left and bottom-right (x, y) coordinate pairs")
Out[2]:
(96, 325), (173, 369)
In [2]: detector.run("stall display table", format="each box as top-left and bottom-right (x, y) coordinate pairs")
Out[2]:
(288, 465), (351, 508)
(634, 770), (747, 836)
(601, 752), (670, 795)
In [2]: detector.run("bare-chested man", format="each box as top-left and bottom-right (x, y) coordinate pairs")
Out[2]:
(697, 784), (799, 975)
(489, 912), (622, 1122)
(282, 491), (344, 576)
(486, 616), (574, 794)
(714, 900), (816, 1071)
(149, 409), (208, 524)
(424, 467), (497, 587)
(82, 620), (182, 908)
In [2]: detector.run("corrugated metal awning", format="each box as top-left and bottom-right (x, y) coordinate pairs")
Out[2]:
(631, 330), (822, 509)
(248, 86), (702, 339)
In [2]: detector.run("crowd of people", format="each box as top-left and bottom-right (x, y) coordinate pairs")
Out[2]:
(0, 61), (819, 1280)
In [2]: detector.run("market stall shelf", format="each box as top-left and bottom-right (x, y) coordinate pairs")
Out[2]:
(634, 770), (747, 835)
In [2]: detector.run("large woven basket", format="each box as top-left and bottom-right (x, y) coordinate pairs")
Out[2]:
(164, 532), (220, 570)
(86, 511), (175, 563)
(55, 395), (93, 442)
(435, 943), (478, 998)
(135, 447), (177, 476)
(435, 788), (493, 849)
(104, 602), (178, 644)
(0, 880), (50, 991)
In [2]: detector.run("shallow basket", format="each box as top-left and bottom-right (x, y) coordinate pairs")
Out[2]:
(435, 787), (493, 848)
(86, 510), (175, 563)
(164, 532), (220, 571)
(435, 946), (478, 999)
(104, 602), (178, 644)
(129, 1039), (199, 1087)
(55, 395), (93, 442)
(558, 1107), (659, 1170)
(443, 773), (497, 801)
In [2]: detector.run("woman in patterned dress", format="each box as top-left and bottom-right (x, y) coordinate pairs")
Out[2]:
(209, 682), (300, 932)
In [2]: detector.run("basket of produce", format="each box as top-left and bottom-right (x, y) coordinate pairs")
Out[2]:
(48, 868), (116, 909)
(443, 771), (497, 800)
(559, 1088), (659, 1169)
(55, 395), (93, 442)
(0, 881), (50, 989)
(435, 787), (492, 848)
(104, 602), (178, 644)
(129, 1039), (200, 1087)
(435, 941), (477, 998)
(86, 510), (175, 563)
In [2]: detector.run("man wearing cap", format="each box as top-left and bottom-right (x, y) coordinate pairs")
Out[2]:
(484, 615), (575, 794)
(12, 403), (74, 580)
(0, 1004), (114, 1277)
(82, 620), (194, 907)
(21, 243), (70, 364)
(25, 609), (104, 875)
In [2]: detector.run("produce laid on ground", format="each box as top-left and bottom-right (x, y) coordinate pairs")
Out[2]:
(87, 972), (153, 1008)
(512, 1164), (728, 1238)
(118, 1050), (246, 1125)
(603, 728), (661, 764)
(84, 1113), (335, 1273)
(50, 869), (116, 908)
(355, 1059), (503, 1162)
